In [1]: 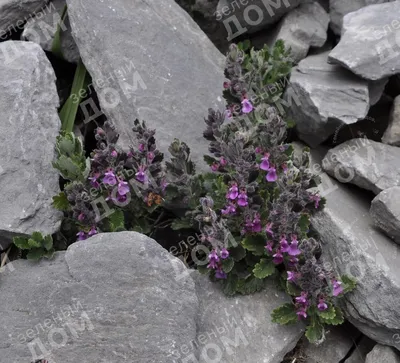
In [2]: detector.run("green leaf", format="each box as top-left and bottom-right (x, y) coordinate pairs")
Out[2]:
(221, 258), (234, 273)
(229, 245), (246, 262)
(203, 155), (217, 166)
(31, 232), (43, 243)
(51, 4), (68, 59)
(13, 236), (30, 250)
(242, 234), (266, 256)
(317, 305), (336, 321)
(27, 248), (45, 261)
(42, 248), (55, 259)
(222, 274), (238, 296)
(52, 192), (70, 211)
(236, 276), (265, 295)
(286, 281), (301, 296)
(253, 259), (275, 279)
(305, 320), (324, 343)
(28, 238), (41, 248)
(59, 60), (88, 132)
(328, 307), (345, 326)
(197, 264), (209, 275)
(271, 303), (298, 325)
(43, 235), (53, 251)
(341, 275), (357, 294)
(108, 210), (125, 232)
(298, 214), (310, 234)
(171, 219), (193, 231)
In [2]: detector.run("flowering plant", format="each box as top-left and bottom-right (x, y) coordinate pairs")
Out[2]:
(179, 42), (356, 343)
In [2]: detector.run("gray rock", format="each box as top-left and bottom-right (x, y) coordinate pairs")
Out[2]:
(322, 138), (400, 194)
(192, 271), (304, 363)
(383, 95), (400, 146)
(0, 0), (49, 36)
(217, 0), (304, 36)
(0, 41), (62, 251)
(366, 344), (400, 363)
(0, 232), (199, 362)
(329, 2), (400, 81)
(307, 146), (400, 350)
(270, 2), (329, 63)
(302, 324), (361, 363)
(66, 0), (225, 169)
(344, 336), (376, 363)
(371, 187), (400, 244)
(284, 51), (371, 146)
(22, 0), (80, 63)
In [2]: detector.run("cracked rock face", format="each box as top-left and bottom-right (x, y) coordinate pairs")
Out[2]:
(66, 0), (225, 169)
(366, 344), (400, 363)
(0, 41), (62, 251)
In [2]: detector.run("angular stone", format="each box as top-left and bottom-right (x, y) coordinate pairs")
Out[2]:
(307, 146), (400, 350)
(0, 232), (198, 362)
(383, 95), (400, 146)
(329, 2), (400, 81)
(192, 271), (304, 363)
(302, 324), (361, 363)
(0, 41), (62, 251)
(216, 0), (304, 36)
(322, 138), (400, 194)
(344, 336), (376, 363)
(366, 344), (400, 363)
(284, 51), (371, 146)
(268, 2), (329, 63)
(22, 0), (80, 63)
(329, 0), (395, 36)
(66, 0), (225, 169)
(371, 187), (400, 245)
(0, 0), (48, 36)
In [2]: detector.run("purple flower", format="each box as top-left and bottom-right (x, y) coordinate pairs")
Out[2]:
(296, 307), (307, 320)
(89, 174), (100, 189)
(260, 154), (270, 171)
(88, 226), (98, 237)
(280, 236), (290, 253)
(207, 250), (219, 269)
(223, 81), (231, 89)
(252, 214), (262, 232)
(111, 150), (118, 158)
(220, 157), (227, 167)
(227, 183), (239, 200)
(78, 213), (85, 222)
(220, 248), (229, 259)
(76, 231), (87, 241)
(273, 250), (284, 265)
(255, 147), (262, 154)
(287, 271), (296, 282)
(118, 181), (130, 196)
(225, 109), (232, 119)
(265, 241), (274, 253)
(211, 163), (219, 172)
(266, 167), (278, 182)
(241, 98), (253, 113)
(139, 143), (146, 152)
(237, 191), (248, 207)
(147, 152), (155, 162)
(288, 237), (301, 256)
(310, 194), (321, 209)
(318, 299), (328, 311)
(295, 292), (308, 304)
(215, 268), (227, 279)
(103, 171), (117, 186)
(135, 166), (147, 183)
(332, 280), (344, 296)
(265, 222), (274, 236)
(221, 203), (236, 215)
(127, 151), (133, 158)
(288, 257), (299, 267)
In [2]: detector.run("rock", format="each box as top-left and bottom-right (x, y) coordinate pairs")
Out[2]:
(366, 344), (400, 363)
(22, 0), (80, 63)
(322, 138), (400, 194)
(0, 232), (198, 362)
(307, 146), (400, 350)
(284, 51), (372, 146)
(216, 0), (304, 36)
(344, 336), (376, 363)
(269, 2), (329, 63)
(371, 187), (400, 244)
(0, 0), (49, 37)
(302, 324), (361, 363)
(382, 95), (400, 146)
(0, 41), (62, 251)
(66, 0), (225, 169)
(329, 2), (400, 81)
(192, 271), (304, 363)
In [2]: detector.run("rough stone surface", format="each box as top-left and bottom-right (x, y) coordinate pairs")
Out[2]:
(284, 51), (372, 146)
(192, 271), (304, 363)
(383, 95), (400, 146)
(22, 0), (80, 63)
(308, 146), (400, 350)
(0, 232), (198, 362)
(329, 2), (400, 81)
(0, 41), (62, 251)
(329, 0), (395, 35)
(0, 0), (48, 35)
(302, 324), (361, 363)
(371, 187), (400, 244)
(366, 344), (400, 363)
(66, 0), (225, 169)
(344, 336), (376, 363)
(217, 0), (304, 35)
(322, 138), (400, 194)
(271, 2), (329, 63)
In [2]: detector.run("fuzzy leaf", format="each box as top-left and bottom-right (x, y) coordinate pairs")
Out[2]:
(43, 235), (53, 251)
(221, 258), (234, 273)
(52, 192), (70, 211)
(222, 274), (238, 296)
(31, 232), (43, 243)
(108, 210), (125, 232)
(305, 320), (324, 343)
(253, 259), (275, 279)
(317, 305), (336, 320)
(13, 236), (30, 250)
(28, 238), (41, 248)
(197, 264), (209, 275)
(242, 234), (266, 256)
(27, 248), (46, 261)
(236, 276), (265, 295)
(271, 303), (298, 325)
(341, 275), (357, 294)
(229, 245), (246, 262)
(286, 281), (301, 296)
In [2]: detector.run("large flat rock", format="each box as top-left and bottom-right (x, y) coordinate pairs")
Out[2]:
(0, 41), (62, 250)
(329, 2), (400, 80)
(66, 0), (225, 168)
(0, 232), (198, 362)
